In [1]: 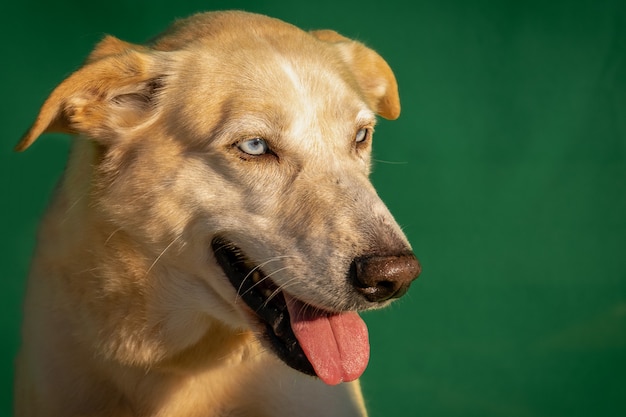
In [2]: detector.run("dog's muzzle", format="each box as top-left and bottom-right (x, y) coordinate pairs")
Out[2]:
(210, 236), (421, 384)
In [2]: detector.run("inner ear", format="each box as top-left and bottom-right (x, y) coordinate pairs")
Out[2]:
(99, 76), (166, 136)
(110, 77), (166, 111)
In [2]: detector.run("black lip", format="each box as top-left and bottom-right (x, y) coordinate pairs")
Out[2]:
(211, 237), (315, 377)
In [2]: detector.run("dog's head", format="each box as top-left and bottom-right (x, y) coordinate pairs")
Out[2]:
(18, 11), (420, 385)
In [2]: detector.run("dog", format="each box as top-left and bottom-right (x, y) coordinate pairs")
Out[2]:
(14, 11), (421, 417)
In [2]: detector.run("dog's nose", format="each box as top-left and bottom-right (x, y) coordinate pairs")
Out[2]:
(350, 254), (421, 302)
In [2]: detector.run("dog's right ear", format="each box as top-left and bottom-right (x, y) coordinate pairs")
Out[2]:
(311, 30), (400, 120)
(15, 36), (167, 152)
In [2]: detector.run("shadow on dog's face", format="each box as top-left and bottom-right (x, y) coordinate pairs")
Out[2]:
(18, 11), (420, 385)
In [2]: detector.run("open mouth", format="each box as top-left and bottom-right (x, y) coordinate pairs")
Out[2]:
(211, 237), (316, 377)
(211, 236), (370, 386)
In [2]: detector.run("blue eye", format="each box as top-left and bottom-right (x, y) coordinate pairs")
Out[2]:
(238, 138), (269, 156)
(355, 128), (369, 144)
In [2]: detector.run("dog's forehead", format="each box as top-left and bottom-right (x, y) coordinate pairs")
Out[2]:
(198, 34), (353, 100)
(224, 55), (370, 144)
(171, 34), (373, 146)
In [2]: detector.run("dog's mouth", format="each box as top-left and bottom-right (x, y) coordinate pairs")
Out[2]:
(211, 237), (370, 385)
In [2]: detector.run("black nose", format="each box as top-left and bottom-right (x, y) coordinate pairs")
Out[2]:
(350, 253), (421, 302)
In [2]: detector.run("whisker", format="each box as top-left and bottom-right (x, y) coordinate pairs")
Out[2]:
(237, 257), (290, 299)
(299, 298), (329, 319)
(372, 158), (408, 165)
(104, 227), (123, 246)
(60, 194), (86, 225)
(262, 276), (300, 308)
(240, 266), (292, 298)
(145, 236), (180, 277)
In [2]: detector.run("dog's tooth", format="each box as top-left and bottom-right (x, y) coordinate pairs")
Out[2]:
(261, 287), (273, 299)
(251, 270), (262, 284)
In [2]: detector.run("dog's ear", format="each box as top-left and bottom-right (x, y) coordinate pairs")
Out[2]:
(311, 30), (400, 120)
(15, 36), (166, 151)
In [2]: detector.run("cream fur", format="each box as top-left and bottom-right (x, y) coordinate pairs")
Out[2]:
(15, 11), (410, 417)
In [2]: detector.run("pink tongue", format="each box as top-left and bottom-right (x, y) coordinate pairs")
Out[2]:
(285, 294), (369, 385)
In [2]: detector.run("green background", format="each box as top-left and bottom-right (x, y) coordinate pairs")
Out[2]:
(1, 0), (625, 416)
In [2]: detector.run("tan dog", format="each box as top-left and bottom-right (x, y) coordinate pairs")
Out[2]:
(15, 11), (420, 417)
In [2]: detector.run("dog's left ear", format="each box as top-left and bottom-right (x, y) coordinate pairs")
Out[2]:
(15, 36), (167, 151)
(311, 30), (400, 120)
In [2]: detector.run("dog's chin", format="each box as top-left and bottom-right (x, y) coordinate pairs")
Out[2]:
(210, 237), (317, 377)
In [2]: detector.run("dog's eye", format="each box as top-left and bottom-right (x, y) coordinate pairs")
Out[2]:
(238, 138), (269, 156)
(355, 128), (370, 144)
